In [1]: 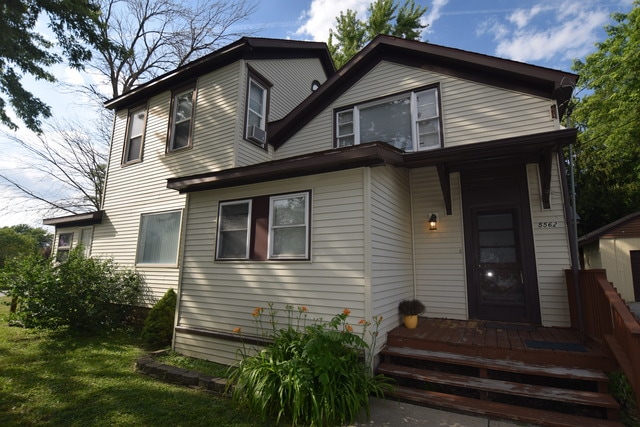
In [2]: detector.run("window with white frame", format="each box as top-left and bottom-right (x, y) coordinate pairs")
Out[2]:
(123, 106), (146, 164)
(245, 75), (269, 145)
(168, 88), (195, 151)
(269, 193), (309, 259)
(215, 191), (310, 261)
(217, 200), (252, 259)
(80, 228), (93, 257)
(335, 86), (441, 152)
(136, 210), (182, 265)
(56, 232), (73, 261)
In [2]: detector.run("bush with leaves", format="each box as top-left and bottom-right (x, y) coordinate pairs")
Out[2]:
(141, 288), (177, 348)
(229, 305), (392, 426)
(0, 248), (146, 331)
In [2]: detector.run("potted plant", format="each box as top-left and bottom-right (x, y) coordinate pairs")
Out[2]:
(398, 299), (425, 329)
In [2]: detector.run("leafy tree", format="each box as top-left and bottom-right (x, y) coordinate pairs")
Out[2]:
(571, 3), (640, 235)
(328, 0), (427, 68)
(0, 224), (52, 269)
(1, 0), (256, 218)
(0, 0), (103, 133)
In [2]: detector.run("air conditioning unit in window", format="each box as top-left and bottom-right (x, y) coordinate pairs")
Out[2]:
(248, 125), (266, 145)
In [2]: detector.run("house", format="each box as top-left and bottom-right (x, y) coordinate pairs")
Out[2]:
(45, 35), (579, 366)
(579, 210), (640, 303)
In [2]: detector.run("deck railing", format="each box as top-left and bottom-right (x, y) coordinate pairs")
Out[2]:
(565, 269), (640, 408)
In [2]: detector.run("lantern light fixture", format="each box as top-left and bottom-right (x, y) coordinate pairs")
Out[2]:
(429, 213), (438, 231)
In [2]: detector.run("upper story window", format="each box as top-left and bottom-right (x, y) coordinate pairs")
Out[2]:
(123, 106), (147, 165)
(335, 86), (442, 152)
(136, 210), (182, 266)
(56, 232), (73, 262)
(168, 88), (195, 152)
(244, 72), (270, 146)
(216, 191), (311, 261)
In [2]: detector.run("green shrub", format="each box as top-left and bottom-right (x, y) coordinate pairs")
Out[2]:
(609, 371), (640, 426)
(229, 305), (393, 426)
(141, 288), (176, 348)
(0, 248), (146, 331)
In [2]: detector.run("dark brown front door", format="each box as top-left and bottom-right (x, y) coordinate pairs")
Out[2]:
(462, 166), (541, 324)
(631, 251), (640, 301)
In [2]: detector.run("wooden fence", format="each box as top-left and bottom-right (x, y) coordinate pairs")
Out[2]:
(565, 269), (640, 408)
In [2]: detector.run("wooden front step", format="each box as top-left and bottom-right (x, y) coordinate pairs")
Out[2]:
(378, 345), (622, 426)
(391, 386), (623, 427)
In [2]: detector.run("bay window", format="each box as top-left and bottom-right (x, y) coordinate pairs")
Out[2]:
(335, 86), (441, 152)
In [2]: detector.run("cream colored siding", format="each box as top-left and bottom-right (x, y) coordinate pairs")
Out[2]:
(411, 168), (467, 319)
(590, 238), (640, 301)
(164, 62), (241, 176)
(369, 166), (414, 352)
(278, 61), (560, 157)
(527, 159), (572, 327)
(174, 169), (368, 364)
(237, 59), (329, 167)
(248, 58), (328, 121)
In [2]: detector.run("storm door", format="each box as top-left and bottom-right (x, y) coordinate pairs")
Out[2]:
(462, 166), (541, 324)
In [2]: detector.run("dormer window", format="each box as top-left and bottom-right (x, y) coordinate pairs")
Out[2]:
(335, 86), (442, 152)
(168, 87), (195, 152)
(244, 71), (270, 146)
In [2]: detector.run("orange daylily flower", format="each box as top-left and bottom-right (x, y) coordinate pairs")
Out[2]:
(345, 324), (353, 332)
(233, 327), (241, 333)
(343, 308), (351, 316)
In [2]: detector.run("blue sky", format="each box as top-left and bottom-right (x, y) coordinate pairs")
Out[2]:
(0, 0), (635, 227)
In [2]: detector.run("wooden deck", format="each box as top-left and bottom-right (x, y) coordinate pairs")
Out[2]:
(385, 317), (617, 372)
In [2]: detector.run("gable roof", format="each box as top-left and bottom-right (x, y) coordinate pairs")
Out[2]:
(579, 211), (640, 246)
(104, 37), (335, 111)
(268, 34), (578, 149)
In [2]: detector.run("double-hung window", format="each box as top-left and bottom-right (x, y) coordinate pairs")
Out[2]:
(269, 193), (309, 259)
(123, 106), (147, 164)
(136, 210), (182, 265)
(217, 200), (252, 259)
(335, 86), (442, 152)
(244, 74), (269, 145)
(56, 232), (73, 261)
(215, 191), (310, 261)
(168, 88), (195, 151)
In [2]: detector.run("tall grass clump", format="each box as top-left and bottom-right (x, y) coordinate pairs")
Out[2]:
(0, 247), (146, 331)
(229, 304), (393, 426)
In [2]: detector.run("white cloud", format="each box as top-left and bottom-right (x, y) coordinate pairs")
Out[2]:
(295, 0), (370, 41)
(478, 1), (610, 64)
(422, 0), (450, 35)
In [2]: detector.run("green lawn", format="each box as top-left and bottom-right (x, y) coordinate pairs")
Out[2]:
(0, 298), (266, 427)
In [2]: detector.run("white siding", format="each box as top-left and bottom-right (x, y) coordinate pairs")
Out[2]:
(527, 159), (572, 327)
(277, 61), (560, 158)
(369, 166), (414, 352)
(411, 169), (467, 319)
(174, 169), (368, 364)
(593, 238), (640, 301)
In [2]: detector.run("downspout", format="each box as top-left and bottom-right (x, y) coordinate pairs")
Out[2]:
(558, 109), (586, 343)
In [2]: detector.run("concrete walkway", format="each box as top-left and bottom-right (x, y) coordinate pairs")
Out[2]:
(351, 398), (532, 427)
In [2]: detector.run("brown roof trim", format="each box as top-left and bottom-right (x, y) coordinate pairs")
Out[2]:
(402, 128), (577, 169)
(167, 142), (404, 193)
(268, 35), (577, 149)
(104, 37), (335, 111)
(43, 210), (104, 227)
(578, 211), (640, 246)
(167, 129), (576, 194)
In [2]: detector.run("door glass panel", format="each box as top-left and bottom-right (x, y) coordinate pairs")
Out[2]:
(476, 211), (524, 305)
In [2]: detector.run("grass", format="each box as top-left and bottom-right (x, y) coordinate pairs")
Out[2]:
(0, 297), (268, 427)
(154, 350), (231, 378)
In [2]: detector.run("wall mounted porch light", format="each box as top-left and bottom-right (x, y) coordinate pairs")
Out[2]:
(428, 213), (438, 231)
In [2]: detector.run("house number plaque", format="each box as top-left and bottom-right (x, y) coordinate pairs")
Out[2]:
(537, 221), (559, 228)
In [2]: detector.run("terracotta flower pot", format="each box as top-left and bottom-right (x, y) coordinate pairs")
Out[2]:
(404, 314), (419, 329)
